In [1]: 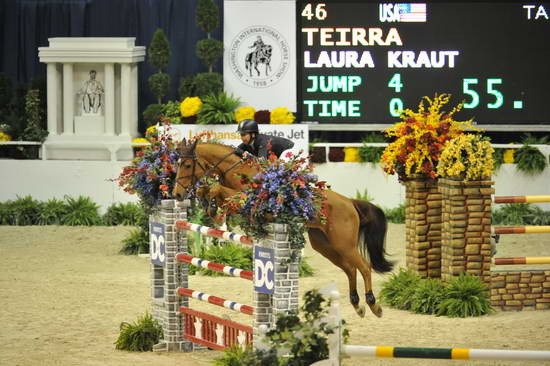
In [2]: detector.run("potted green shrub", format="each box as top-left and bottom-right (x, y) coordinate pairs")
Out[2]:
(196, 92), (240, 125)
(358, 132), (386, 166)
(143, 28), (172, 127)
(179, 0), (223, 100)
(19, 88), (48, 159)
(514, 134), (549, 175)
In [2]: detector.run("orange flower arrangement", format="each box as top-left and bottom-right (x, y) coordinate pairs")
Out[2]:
(381, 94), (475, 181)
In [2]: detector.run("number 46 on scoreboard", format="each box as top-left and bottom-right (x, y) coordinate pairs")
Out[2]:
(301, 3), (328, 20)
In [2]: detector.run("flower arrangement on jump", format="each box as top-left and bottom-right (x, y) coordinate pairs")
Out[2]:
(114, 119), (180, 209)
(437, 134), (495, 181)
(381, 94), (475, 181)
(222, 151), (328, 248)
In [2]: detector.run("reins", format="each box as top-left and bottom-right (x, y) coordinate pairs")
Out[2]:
(176, 145), (247, 197)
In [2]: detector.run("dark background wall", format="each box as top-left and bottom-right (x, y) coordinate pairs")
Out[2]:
(0, 0), (223, 131)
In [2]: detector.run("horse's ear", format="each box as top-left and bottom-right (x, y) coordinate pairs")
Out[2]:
(179, 138), (186, 153)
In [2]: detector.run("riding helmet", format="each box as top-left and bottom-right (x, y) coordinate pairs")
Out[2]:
(237, 119), (259, 134)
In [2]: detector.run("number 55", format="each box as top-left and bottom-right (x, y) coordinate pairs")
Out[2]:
(463, 78), (504, 109)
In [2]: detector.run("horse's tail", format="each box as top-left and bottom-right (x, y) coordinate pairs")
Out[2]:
(352, 199), (394, 273)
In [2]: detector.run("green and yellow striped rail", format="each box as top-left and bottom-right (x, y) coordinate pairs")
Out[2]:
(310, 288), (550, 366)
(342, 345), (550, 361)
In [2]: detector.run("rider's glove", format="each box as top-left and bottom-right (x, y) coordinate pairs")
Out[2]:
(234, 147), (245, 157)
(234, 147), (252, 160)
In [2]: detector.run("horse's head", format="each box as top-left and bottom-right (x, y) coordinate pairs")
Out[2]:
(173, 139), (205, 200)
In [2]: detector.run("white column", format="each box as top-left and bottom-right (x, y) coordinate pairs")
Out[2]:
(46, 63), (59, 136)
(62, 63), (74, 135)
(131, 63), (139, 137)
(104, 63), (115, 136)
(120, 63), (131, 137)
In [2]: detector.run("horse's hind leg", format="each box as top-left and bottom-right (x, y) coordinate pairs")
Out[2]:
(308, 229), (366, 318)
(357, 256), (383, 317)
(325, 229), (383, 318)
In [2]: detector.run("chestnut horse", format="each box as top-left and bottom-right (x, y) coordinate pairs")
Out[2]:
(173, 140), (394, 318)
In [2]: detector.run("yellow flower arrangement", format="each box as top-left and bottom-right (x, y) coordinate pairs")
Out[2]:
(180, 97), (203, 117)
(503, 149), (515, 163)
(381, 94), (475, 181)
(235, 106), (256, 122)
(343, 147), (360, 162)
(131, 137), (149, 144)
(0, 131), (11, 142)
(145, 125), (158, 142)
(270, 107), (295, 124)
(437, 134), (494, 181)
(146, 125), (157, 134)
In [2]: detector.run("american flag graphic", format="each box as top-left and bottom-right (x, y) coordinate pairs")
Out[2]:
(398, 3), (427, 22)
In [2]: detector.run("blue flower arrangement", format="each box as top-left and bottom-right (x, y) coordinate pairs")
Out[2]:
(114, 120), (180, 210)
(224, 152), (328, 248)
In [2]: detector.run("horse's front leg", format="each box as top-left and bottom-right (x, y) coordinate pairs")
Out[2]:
(206, 184), (239, 202)
(195, 183), (234, 225)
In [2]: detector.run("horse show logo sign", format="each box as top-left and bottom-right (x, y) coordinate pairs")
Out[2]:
(229, 25), (290, 88)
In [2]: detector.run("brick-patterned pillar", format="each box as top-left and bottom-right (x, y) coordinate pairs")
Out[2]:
(439, 178), (493, 284)
(151, 199), (192, 352)
(491, 271), (550, 311)
(405, 177), (442, 278)
(253, 223), (299, 348)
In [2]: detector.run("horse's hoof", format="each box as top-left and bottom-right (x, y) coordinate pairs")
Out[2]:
(355, 305), (366, 318)
(371, 304), (383, 318)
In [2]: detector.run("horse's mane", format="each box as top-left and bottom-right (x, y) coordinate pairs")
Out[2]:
(198, 141), (236, 151)
(179, 139), (238, 159)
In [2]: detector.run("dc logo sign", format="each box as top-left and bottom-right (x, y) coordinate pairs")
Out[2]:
(254, 247), (274, 295)
(150, 222), (165, 266)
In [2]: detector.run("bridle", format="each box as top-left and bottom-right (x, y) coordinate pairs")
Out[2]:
(175, 145), (246, 197)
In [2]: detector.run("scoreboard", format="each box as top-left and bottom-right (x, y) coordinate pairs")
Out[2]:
(297, 1), (550, 126)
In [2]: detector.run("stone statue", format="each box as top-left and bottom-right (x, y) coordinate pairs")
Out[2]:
(78, 70), (104, 114)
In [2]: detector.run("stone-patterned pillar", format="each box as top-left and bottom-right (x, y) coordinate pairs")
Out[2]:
(439, 178), (493, 284)
(253, 223), (299, 349)
(490, 270), (550, 311)
(151, 199), (192, 352)
(405, 177), (442, 278)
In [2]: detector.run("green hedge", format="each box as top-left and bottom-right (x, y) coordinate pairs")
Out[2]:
(380, 269), (493, 317)
(0, 195), (144, 226)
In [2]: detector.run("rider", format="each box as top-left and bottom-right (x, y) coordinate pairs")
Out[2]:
(234, 119), (294, 159)
(249, 36), (265, 53)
